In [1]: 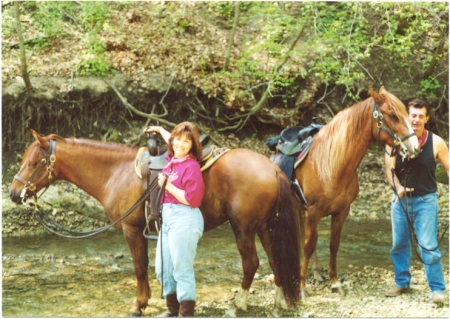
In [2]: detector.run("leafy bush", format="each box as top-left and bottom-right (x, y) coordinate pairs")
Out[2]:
(77, 54), (113, 77)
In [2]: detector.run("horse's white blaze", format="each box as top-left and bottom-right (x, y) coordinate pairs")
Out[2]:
(274, 286), (288, 310)
(234, 287), (249, 311)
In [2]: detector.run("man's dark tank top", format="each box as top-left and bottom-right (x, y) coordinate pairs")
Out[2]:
(395, 132), (436, 197)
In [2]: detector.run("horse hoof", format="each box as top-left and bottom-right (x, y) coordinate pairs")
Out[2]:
(331, 284), (345, 295)
(274, 286), (288, 310)
(129, 306), (142, 317)
(234, 287), (249, 311)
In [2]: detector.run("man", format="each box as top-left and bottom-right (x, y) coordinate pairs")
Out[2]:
(384, 99), (449, 304)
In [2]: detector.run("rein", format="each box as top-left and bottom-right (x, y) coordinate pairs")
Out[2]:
(370, 101), (416, 159)
(27, 178), (159, 239)
(16, 139), (161, 239)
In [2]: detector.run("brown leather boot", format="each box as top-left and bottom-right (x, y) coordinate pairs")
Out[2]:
(158, 293), (179, 317)
(178, 300), (195, 317)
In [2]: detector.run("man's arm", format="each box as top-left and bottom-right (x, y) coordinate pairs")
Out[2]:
(434, 134), (449, 177)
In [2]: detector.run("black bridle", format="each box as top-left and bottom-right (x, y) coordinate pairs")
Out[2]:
(371, 101), (417, 158)
(14, 139), (57, 203)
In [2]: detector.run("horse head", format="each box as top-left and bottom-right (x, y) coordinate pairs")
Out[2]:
(9, 129), (59, 204)
(369, 86), (420, 159)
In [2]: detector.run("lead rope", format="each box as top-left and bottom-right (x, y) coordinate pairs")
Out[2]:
(29, 178), (159, 238)
(157, 175), (168, 299)
(390, 157), (448, 265)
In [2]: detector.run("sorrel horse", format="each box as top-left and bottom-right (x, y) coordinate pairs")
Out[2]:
(9, 130), (300, 316)
(294, 87), (420, 297)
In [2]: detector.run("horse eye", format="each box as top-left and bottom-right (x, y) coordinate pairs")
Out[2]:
(388, 114), (398, 121)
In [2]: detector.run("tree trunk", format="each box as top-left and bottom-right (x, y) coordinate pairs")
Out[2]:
(14, 1), (33, 90)
(223, 2), (240, 72)
(422, 36), (446, 80)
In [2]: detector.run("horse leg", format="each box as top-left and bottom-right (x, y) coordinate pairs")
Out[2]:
(328, 209), (349, 295)
(300, 215), (319, 298)
(231, 227), (259, 311)
(257, 229), (288, 310)
(123, 226), (150, 317)
(312, 250), (324, 282)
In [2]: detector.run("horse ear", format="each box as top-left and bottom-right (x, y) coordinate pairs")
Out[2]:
(369, 86), (385, 105)
(31, 129), (49, 148)
(379, 86), (388, 94)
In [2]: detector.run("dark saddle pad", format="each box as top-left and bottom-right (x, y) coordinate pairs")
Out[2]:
(275, 124), (322, 155)
(266, 124), (322, 180)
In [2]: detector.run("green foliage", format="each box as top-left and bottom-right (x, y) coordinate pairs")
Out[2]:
(80, 2), (110, 33)
(25, 37), (51, 49)
(210, 2), (235, 21)
(77, 54), (112, 77)
(1, 8), (16, 39)
(436, 165), (449, 185)
(420, 76), (441, 99)
(208, 2), (253, 21)
(13, 1), (114, 76)
(25, 1), (74, 37)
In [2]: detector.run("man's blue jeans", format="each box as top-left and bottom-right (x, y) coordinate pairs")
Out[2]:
(390, 193), (446, 293)
(155, 204), (204, 302)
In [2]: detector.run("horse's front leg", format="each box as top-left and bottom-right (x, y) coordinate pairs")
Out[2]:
(328, 209), (350, 295)
(123, 225), (150, 317)
(300, 215), (319, 298)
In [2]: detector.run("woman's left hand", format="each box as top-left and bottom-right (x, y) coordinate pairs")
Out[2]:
(158, 173), (169, 188)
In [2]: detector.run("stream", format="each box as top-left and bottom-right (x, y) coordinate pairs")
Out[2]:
(2, 218), (448, 317)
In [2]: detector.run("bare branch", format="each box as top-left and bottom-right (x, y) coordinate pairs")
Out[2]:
(105, 80), (176, 128)
(216, 118), (244, 132)
(159, 75), (175, 105)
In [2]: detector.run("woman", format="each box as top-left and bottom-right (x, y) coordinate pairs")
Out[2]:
(143, 122), (205, 317)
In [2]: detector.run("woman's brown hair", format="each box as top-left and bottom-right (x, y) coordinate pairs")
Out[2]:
(167, 122), (203, 161)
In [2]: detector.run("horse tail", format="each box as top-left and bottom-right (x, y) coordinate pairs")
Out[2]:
(269, 170), (301, 306)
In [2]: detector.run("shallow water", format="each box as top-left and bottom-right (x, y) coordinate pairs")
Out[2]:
(2, 218), (448, 317)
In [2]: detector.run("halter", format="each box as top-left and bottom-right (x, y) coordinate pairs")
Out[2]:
(14, 139), (56, 203)
(371, 101), (416, 158)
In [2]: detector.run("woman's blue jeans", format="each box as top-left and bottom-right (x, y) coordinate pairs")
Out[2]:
(390, 193), (446, 293)
(155, 204), (204, 302)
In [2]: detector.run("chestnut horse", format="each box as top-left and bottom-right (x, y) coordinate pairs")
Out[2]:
(295, 87), (420, 297)
(9, 130), (300, 316)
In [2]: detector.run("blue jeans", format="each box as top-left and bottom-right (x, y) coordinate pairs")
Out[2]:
(390, 193), (446, 293)
(155, 204), (204, 302)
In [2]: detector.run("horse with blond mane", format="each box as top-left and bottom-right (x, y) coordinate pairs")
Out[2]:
(293, 87), (420, 297)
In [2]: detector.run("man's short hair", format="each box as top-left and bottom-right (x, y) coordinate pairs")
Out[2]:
(407, 99), (431, 117)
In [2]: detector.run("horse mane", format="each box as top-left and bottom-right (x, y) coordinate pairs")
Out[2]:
(25, 134), (138, 164)
(310, 98), (372, 182)
(383, 91), (408, 118)
(310, 90), (407, 182)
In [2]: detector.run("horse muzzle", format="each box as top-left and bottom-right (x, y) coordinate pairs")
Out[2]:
(9, 188), (23, 204)
(405, 141), (421, 159)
